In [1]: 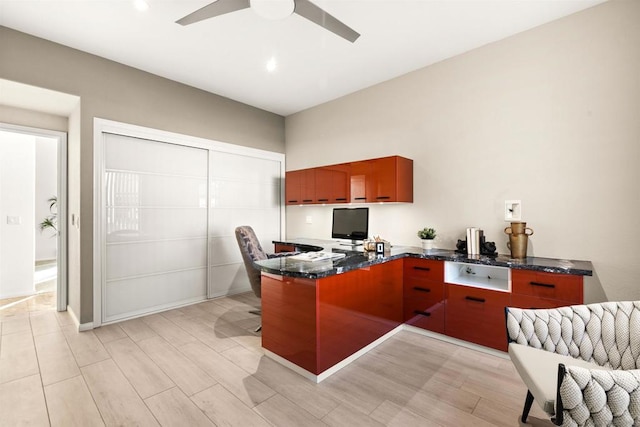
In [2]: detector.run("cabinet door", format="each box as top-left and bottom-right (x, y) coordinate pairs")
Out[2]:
(300, 169), (316, 204)
(330, 164), (350, 203)
(510, 294), (571, 310)
(349, 161), (369, 203)
(445, 284), (510, 351)
(512, 270), (583, 305)
(285, 170), (303, 205)
(368, 156), (413, 203)
(315, 165), (350, 204)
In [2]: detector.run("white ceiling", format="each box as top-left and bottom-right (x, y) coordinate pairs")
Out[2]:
(0, 0), (605, 116)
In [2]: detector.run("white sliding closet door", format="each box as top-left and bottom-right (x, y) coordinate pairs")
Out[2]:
(208, 151), (282, 297)
(103, 134), (208, 322)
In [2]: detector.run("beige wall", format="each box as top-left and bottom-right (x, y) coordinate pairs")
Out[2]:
(0, 27), (285, 323)
(285, 0), (640, 303)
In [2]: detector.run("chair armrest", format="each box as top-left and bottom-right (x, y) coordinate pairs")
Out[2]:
(556, 364), (640, 426)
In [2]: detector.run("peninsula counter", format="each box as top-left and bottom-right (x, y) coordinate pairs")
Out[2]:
(255, 239), (593, 381)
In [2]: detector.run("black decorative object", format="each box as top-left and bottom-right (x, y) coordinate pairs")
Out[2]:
(456, 236), (497, 256)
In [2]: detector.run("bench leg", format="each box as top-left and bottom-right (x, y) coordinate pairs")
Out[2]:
(521, 390), (534, 423)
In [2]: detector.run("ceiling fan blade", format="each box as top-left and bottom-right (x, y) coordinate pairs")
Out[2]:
(176, 0), (251, 26)
(294, 0), (360, 43)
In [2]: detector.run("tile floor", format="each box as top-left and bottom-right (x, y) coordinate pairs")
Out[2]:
(0, 291), (552, 426)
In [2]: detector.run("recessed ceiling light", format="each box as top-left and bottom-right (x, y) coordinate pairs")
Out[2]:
(266, 57), (277, 73)
(133, 0), (149, 12)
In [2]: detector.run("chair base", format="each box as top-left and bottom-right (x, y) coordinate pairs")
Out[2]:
(521, 390), (534, 423)
(249, 309), (261, 332)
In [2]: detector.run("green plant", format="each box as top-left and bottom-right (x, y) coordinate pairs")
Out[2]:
(39, 196), (57, 236)
(417, 227), (436, 240)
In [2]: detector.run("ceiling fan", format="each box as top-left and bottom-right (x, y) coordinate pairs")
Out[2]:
(176, 0), (360, 43)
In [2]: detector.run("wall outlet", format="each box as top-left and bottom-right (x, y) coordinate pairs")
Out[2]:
(505, 200), (522, 221)
(305, 215), (312, 224)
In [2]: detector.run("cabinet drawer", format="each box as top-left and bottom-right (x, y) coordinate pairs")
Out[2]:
(404, 280), (444, 302)
(404, 299), (445, 333)
(274, 243), (295, 253)
(512, 270), (583, 304)
(404, 258), (444, 283)
(511, 294), (574, 310)
(445, 284), (510, 351)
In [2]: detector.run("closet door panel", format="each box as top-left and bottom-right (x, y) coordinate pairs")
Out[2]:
(209, 151), (282, 297)
(105, 268), (207, 320)
(103, 134), (208, 323)
(106, 238), (207, 280)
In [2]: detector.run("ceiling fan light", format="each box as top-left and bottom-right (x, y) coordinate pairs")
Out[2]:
(250, 0), (295, 20)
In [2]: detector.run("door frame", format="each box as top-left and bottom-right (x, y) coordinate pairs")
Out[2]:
(0, 122), (68, 311)
(93, 118), (285, 327)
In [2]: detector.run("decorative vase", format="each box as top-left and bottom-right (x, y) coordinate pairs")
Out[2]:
(421, 239), (434, 250)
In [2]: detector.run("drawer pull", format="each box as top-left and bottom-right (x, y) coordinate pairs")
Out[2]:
(303, 199), (313, 202)
(413, 266), (431, 272)
(335, 198), (347, 201)
(465, 296), (486, 303)
(317, 198), (329, 202)
(376, 196), (391, 200)
(530, 281), (556, 289)
(287, 200), (298, 203)
(413, 310), (431, 317)
(354, 197), (366, 200)
(413, 286), (431, 293)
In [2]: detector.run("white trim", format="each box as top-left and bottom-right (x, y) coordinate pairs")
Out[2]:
(0, 122), (68, 312)
(265, 325), (404, 383)
(402, 324), (509, 359)
(93, 118), (285, 326)
(66, 304), (92, 331)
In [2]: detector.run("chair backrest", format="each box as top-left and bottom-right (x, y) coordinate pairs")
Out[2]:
(235, 226), (267, 298)
(506, 301), (640, 369)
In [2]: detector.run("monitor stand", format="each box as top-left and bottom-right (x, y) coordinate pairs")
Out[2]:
(339, 240), (363, 247)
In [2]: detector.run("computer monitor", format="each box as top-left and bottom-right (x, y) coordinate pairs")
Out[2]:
(331, 207), (369, 246)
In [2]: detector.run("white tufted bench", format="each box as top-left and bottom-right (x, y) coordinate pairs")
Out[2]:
(505, 302), (640, 426)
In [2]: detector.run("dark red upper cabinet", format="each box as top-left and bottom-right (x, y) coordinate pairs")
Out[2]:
(285, 155), (413, 205)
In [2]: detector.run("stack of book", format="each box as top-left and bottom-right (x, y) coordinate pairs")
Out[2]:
(466, 227), (483, 255)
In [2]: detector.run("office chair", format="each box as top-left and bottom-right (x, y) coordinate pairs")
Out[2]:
(234, 225), (296, 332)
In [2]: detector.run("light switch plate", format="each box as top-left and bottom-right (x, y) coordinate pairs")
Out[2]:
(6, 216), (21, 225)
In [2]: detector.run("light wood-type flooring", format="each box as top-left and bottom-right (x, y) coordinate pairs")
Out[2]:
(0, 291), (553, 426)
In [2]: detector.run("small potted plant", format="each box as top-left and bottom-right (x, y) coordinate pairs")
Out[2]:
(417, 227), (436, 250)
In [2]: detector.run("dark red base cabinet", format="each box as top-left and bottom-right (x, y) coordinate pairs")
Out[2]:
(403, 258), (445, 334)
(261, 260), (403, 375)
(445, 284), (511, 352)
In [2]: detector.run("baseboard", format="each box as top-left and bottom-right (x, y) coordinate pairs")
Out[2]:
(265, 324), (405, 383)
(402, 325), (509, 359)
(67, 305), (94, 331)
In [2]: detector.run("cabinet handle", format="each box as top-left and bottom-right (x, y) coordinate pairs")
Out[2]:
(302, 199), (313, 203)
(413, 266), (431, 272)
(335, 198), (347, 201)
(354, 197), (366, 200)
(413, 286), (431, 293)
(287, 200), (298, 203)
(465, 296), (485, 303)
(530, 281), (555, 289)
(376, 196), (391, 200)
(317, 199), (329, 202)
(413, 310), (431, 317)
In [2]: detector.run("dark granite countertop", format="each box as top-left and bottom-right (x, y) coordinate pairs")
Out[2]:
(256, 238), (594, 279)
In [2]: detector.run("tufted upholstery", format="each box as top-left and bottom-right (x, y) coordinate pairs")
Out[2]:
(506, 302), (640, 370)
(559, 365), (640, 427)
(506, 302), (640, 426)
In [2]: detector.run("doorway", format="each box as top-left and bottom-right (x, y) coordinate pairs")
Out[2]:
(0, 123), (67, 313)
